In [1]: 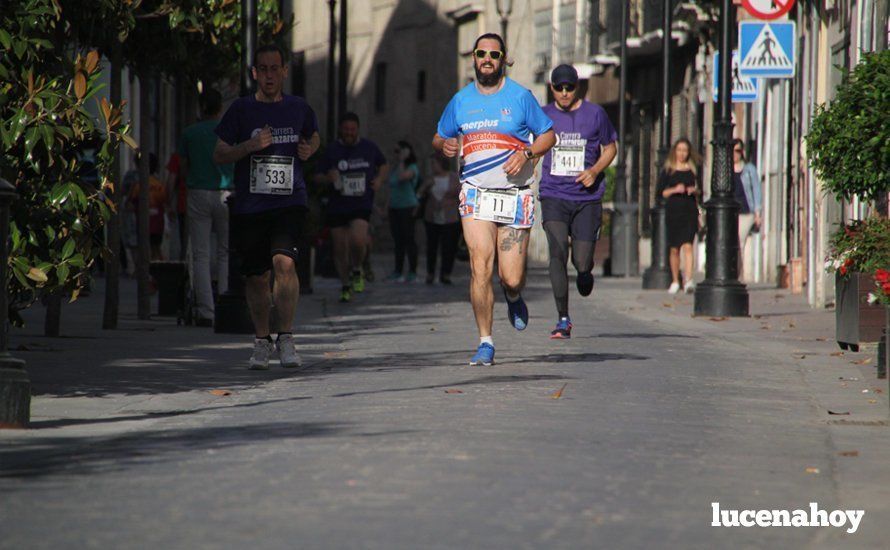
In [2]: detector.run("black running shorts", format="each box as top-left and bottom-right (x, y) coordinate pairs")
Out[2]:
(231, 206), (306, 277)
(540, 197), (603, 242)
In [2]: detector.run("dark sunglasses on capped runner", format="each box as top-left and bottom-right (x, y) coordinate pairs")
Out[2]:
(473, 49), (503, 60)
(553, 84), (576, 93)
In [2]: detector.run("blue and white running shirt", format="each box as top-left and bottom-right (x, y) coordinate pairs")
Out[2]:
(436, 78), (553, 190)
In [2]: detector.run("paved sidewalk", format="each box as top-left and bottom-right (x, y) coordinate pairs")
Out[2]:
(1, 258), (888, 549)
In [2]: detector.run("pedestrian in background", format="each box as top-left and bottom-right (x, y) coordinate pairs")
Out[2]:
(128, 153), (167, 261)
(420, 152), (461, 285)
(179, 88), (233, 327)
(163, 151), (188, 262)
(657, 137), (701, 294)
(732, 138), (762, 282)
(387, 140), (420, 283)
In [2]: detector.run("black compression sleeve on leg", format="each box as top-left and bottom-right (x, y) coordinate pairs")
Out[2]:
(544, 221), (570, 318)
(571, 239), (595, 275)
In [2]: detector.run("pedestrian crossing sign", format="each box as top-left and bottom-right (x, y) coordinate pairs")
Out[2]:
(713, 51), (760, 103)
(739, 21), (796, 78)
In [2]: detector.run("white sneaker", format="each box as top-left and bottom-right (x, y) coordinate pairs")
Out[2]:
(684, 280), (696, 294)
(276, 333), (303, 369)
(668, 282), (681, 294)
(249, 339), (274, 370)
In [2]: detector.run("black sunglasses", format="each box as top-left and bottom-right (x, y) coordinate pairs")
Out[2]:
(473, 49), (503, 60)
(553, 84), (576, 93)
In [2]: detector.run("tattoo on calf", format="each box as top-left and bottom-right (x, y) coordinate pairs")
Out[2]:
(499, 228), (527, 253)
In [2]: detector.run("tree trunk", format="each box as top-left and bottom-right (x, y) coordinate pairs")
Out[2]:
(103, 45), (123, 330)
(136, 73), (152, 320)
(44, 292), (61, 337)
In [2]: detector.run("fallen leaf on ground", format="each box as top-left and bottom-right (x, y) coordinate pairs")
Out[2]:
(551, 383), (568, 399)
(839, 377), (859, 381)
(794, 354), (807, 359)
(873, 388), (884, 394)
(838, 451), (859, 457)
(323, 351), (349, 359)
(444, 389), (463, 394)
(774, 294), (786, 299)
(760, 324), (771, 330)
(209, 389), (232, 396)
(787, 321), (796, 328)
(830, 352), (844, 357)
(815, 337), (827, 342)
(827, 410), (851, 415)
(805, 467), (820, 474)
(709, 316), (728, 322)
(840, 383), (848, 387)
(662, 302), (673, 308)
(752, 315), (763, 320)
(868, 399), (878, 404)
(851, 357), (873, 365)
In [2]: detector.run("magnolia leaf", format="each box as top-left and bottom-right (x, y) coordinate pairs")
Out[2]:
(120, 133), (138, 149)
(61, 238), (75, 259)
(73, 71), (87, 100)
(26, 267), (48, 284)
(85, 50), (100, 73)
(56, 263), (69, 284)
(69, 288), (80, 303)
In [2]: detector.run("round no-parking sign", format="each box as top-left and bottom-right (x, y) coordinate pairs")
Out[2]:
(742, 0), (795, 20)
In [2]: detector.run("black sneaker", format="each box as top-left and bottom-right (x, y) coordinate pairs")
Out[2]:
(577, 271), (594, 297)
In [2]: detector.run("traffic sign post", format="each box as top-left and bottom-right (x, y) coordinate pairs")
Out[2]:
(739, 21), (796, 78)
(741, 0), (795, 20)
(713, 51), (760, 103)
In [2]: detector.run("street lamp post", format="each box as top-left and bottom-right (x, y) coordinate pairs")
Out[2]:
(642, 0), (673, 289)
(694, 0), (749, 316)
(327, 0), (337, 141)
(609, 0), (639, 277)
(214, 0), (257, 334)
(0, 178), (30, 428)
(337, 0), (348, 119)
(495, 0), (513, 43)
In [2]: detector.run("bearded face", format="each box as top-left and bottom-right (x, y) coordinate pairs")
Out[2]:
(473, 38), (505, 87)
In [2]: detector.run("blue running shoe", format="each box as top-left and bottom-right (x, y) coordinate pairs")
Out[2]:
(504, 290), (529, 331)
(469, 343), (495, 366)
(550, 317), (573, 339)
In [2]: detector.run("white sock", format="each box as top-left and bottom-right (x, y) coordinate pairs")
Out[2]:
(480, 336), (494, 346)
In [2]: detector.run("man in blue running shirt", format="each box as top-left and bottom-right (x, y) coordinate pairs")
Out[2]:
(432, 33), (556, 366)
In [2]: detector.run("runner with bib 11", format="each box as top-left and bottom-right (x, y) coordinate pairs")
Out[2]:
(432, 32), (555, 366)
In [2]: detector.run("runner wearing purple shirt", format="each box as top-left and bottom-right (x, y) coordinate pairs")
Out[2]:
(213, 44), (320, 370)
(540, 65), (617, 339)
(315, 112), (389, 303)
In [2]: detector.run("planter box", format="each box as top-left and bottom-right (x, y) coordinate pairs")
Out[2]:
(836, 272), (886, 351)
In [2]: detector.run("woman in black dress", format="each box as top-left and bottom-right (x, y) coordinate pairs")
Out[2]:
(656, 138), (701, 294)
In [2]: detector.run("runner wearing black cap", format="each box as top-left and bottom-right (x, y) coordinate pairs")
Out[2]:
(540, 64), (617, 339)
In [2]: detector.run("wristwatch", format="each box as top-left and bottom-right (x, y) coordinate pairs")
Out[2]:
(523, 148), (535, 160)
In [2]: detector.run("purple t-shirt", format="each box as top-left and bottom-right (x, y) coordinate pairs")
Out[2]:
(540, 101), (617, 202)
(215, 94), (318, 215)
(317, 138), (386, 214)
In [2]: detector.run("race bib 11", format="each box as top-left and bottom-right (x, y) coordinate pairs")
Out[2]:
(474, 188), (518, 224)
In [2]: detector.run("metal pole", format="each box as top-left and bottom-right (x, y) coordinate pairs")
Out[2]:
(337, 0), (348, 119)
(642, 0), (672, 289)
(608, 0), (639, 277)
(0, 178), (30, 428)
(241, 0), (257, 97)
(694, 0), (749, 316)
(327, 0), (337, 141)
(215, 0), (259, 333)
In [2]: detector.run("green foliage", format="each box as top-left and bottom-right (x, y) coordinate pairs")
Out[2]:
(805, 50), (890, 202)
(826, 217), (890, 277)
(1, 0), (130, 317)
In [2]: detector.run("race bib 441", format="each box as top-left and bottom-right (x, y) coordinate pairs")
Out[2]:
(550, 147), (585, 177)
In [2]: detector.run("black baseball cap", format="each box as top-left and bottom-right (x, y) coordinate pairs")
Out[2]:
(550, 64), (578, 86)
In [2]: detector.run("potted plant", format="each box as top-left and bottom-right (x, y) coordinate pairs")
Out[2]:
(806, 50), (889, 354)
(825, 218), (890, 351)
